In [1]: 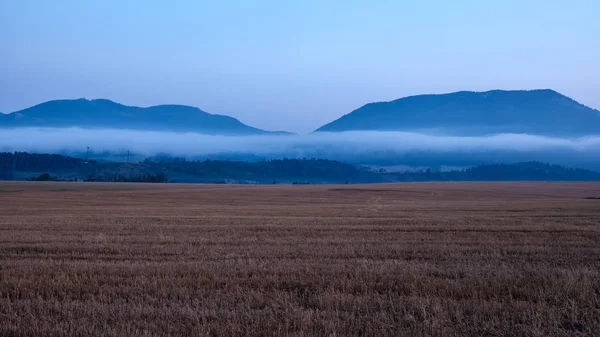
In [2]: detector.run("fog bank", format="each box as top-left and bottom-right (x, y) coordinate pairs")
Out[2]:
(2, 128), (600, 169)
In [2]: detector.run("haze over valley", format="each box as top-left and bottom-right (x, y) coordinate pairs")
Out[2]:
(2, 89), (600, 171)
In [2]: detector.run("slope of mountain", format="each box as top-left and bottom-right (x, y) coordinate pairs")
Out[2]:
(0, 99), (290, 135)
(316, 90), (600, 136)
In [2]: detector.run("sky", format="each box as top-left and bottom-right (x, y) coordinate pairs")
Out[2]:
(1, 0), (599, 133)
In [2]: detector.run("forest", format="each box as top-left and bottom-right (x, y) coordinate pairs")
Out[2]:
(1, 152), (600, 183)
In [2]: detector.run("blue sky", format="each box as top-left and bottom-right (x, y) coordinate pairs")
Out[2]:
(1, 0), (598, 132)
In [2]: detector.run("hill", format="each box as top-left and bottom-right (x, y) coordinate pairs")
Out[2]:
(316, 90), (600, 136)
(0, 99), (290, 135)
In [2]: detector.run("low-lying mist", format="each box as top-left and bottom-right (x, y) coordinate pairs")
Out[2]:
(2, 127), (600, 170)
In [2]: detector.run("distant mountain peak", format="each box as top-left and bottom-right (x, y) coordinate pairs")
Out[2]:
(90, 98), (119, 104)
(0, 98), (291, 135)
(315, 89), (600, 136)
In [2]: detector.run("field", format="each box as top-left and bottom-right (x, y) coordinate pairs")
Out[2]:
(1, 182), (599, 337)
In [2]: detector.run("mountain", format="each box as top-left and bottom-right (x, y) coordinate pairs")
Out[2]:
(316, 90), (600, 136)
(0, 99), (291, 135)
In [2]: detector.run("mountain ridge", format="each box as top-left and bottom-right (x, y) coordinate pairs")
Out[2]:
(315, 89), (600, 136)
(0, 98), (292, 135)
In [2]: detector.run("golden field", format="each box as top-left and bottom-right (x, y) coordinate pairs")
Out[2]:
(1, 182), (599, 337)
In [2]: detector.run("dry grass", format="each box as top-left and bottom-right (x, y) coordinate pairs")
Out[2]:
(1, 181), (599, 337)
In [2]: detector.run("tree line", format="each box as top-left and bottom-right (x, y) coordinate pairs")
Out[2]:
(2, 152), (600, 183)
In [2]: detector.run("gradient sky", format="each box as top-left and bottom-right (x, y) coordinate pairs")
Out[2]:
(1, 0), (598, 133)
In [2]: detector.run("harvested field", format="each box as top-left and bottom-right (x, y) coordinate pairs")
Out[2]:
(1, 181), (599, 337)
